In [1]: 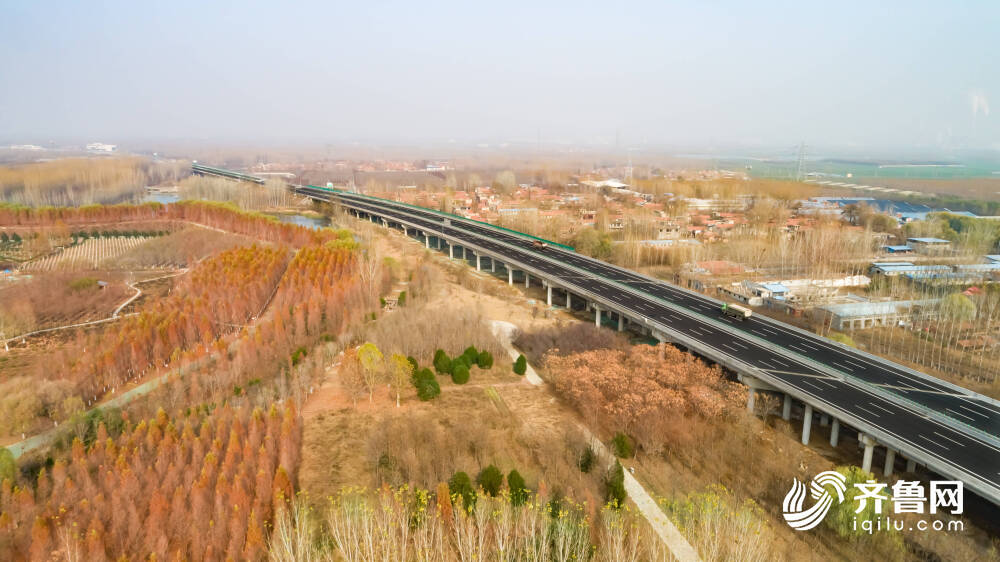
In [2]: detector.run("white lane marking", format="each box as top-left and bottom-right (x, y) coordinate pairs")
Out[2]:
(958, 400), (999, 416)
(933, 431), (966, 448)
(855, 405), (881, 418)
(946, 408), (977, 422)
(832, 362), (855, 372)
(788, 344), (809, 353)
(758, 360), (777, 369)
(917, 434), (948, 450)
(867, 402), (894, 415)
(801, 380), (826, 392)
(958, 404), (990, 418)
(721, 343), (740, 353)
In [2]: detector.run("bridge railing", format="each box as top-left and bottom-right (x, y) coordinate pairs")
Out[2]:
(322, 189), (1000, 446)
(304, 185), (575, 251)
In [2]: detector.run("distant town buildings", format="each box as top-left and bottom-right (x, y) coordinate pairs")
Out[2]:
(86, 142), (117, 153)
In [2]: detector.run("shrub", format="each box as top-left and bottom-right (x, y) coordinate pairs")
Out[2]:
(451, 364), (470, 385)
(448, 471), (476, 509)
(578, 446), (595, 473)
(513, 354), (527, 376)
(611, 432), (634, 459)
(397, 291), (407, 306)
(416, 378), (441, 401)
(507, 469), (528, 506)
(0, 448), (14, 483)
(462, 346), (479, 362)
(829, 332), (857, 348)
(606, 461), (626, 508)
(68, 277), (98, 291)
(413, 368), (440, 401)
(477, 350), (494, 369)
(434, 352), (453, 375)
(406, 356), (419, 373)
(453, 354), (472, 371)
(477, 464), (504, 496)
(290, 346), (308, 366)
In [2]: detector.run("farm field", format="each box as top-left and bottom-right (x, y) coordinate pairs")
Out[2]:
(24, 236), (155, 271)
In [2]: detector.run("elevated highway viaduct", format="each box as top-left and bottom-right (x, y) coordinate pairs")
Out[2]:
(193, 166), (1000, 506)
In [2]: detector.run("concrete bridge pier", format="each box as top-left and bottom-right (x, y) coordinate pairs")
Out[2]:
(566, 291), (572, 309)
(525, 272), (530, 288)
(508, 269), (514, 285)
(782, 394), (792, 421)
(618, 313), (625, 332)
(491, 258), (496, 273)
(449, 243), (454, 259)
(820, 414), (829, 427)
(906, 458), (917, 472)
(802, 404), (813, 444)
(860, 434), (877, 473)
(884, 448), (897, 477)
(547, 285), (553, 306)
(830, 418), (841, 447)
(595, 305), (601, 327)
(476, 253), (481, 271)
(738, 374), (781, 415)
(422, 232), (430, 248)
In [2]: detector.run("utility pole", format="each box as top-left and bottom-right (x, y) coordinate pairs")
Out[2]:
(795, 142), (807, 181)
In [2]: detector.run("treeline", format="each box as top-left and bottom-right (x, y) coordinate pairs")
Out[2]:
(270, 486), (666, 561)
(178, 175), (295, 211)
(0, 403), (301, 560)
(0, 158), (159, 207)
(2, 242), (369, 558)
(67, 245), (289, 400)
(544, 343), (743, 454)
(160, 241), (366, 412)
(0, 201), (343, 249)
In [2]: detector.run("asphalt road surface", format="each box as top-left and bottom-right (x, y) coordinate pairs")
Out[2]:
(300, 186), (1000, 501)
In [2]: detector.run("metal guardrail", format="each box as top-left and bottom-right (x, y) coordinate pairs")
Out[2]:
(324, 190), (1000, 447)
(327, 197), (1000, 504)
(192, 163), (265, 184)
(310, 186), (1000, 431)
(304, 185), (575, 251)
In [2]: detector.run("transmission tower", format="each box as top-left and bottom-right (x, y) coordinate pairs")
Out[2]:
(795, 142), (807, 181)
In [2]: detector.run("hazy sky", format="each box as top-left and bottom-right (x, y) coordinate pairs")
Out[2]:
(1, 1), (997, 151)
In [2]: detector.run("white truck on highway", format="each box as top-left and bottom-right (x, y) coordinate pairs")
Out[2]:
(721, 303), (752, 321)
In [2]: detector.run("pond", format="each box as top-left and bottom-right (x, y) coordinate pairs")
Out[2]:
(268, 213), (331, 230)
(142, 192), (180, 204)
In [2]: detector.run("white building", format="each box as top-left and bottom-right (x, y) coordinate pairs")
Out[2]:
(86, 142), (117, 153)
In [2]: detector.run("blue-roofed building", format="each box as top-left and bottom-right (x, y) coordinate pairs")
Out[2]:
(882, 245), (913, 254)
